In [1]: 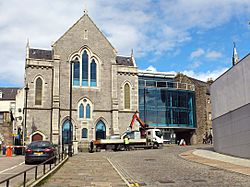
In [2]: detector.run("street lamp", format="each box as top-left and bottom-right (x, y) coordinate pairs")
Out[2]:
(23, 84), (29, 147)
(68, 60), (75, 157)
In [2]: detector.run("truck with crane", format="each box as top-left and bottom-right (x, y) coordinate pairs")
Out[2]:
(92, 112), (163, 152)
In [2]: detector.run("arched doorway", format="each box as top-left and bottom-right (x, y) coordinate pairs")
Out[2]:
(32, 133), (43, 141)
(62, 120), (72, 144)
(96, 120), (106, 140)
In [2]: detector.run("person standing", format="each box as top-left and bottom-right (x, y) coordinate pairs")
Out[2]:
(208, 133), (213, 144)
(124, 135), (130, 151)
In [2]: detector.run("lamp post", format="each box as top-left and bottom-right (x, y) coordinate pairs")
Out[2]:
(68, 61), (74, 157)
(23, 84), (29, 147)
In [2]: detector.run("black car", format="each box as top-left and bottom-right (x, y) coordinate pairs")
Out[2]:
(25, 141), (56, 164)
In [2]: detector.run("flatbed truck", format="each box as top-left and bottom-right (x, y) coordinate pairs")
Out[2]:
(93, 129), (163, 151)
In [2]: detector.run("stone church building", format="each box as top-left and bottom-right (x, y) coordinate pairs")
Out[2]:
(24, 11), (138, 150)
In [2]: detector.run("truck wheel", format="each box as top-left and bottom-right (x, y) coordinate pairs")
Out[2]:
(96, 147), (101, 152)
(118, 145), (125, 151)
(153, 143), (159, 149)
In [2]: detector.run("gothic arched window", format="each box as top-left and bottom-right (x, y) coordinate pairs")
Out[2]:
(86, 104), (91, 119)
(73, 58), (80, 86)
(124, 83), (130, 109)
(82, 51), (88, 86)
(71, 49), (98, 87)
(90, 59), (97, 86)
(35, 77), (43, 105)
(78, 98), (92, 120)
(79, 104), (84, 119)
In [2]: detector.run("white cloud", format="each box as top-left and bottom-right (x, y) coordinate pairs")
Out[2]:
(182, 67), (228, 82)
(205, 50), (223, 59)
(190, 48), (223, 61)
(190, 48), (205, 59)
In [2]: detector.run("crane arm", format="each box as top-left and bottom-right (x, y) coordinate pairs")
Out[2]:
(129, 112), (146, 130)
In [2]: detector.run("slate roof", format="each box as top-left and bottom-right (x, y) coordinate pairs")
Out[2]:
(0, 88), (19, 100)
(29, 48), (53, 60)
(116, 56), (134, 66)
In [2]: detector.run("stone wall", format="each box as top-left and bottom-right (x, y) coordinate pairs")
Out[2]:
(0, 122), (12, 145)
(176, 74), (212, 144)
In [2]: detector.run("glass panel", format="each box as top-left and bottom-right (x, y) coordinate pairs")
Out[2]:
(146, 80), (156, 87)
(86, 104), (91, 119)
(124, 83), (130, 109)
(90, 59), (97, 87)
(173, 110), (179, 124)
(178, 92), (187, 108)
(172, 92), (178, 107)
(35, 78), (42, 105)
(82, 128), (88, 138)
(179, 111), (188, 124)
(82, 51), (88, 86)
(79, 104), (84, 118)
(73, 60), (80, 86)
(157, 81), (167, 87)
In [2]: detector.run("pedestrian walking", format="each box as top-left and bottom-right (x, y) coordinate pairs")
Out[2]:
(208, 133), (213, 144)
(202, 133), (206, 144)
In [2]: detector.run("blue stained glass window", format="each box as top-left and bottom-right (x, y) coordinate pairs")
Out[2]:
(86, 104), (91, 119)
(82, 51), (88, 86)
(79, 104), (84, 118)
(82, 128), (88, 138)
(90, 59), (97, 86)
(73, 59), (80, 86)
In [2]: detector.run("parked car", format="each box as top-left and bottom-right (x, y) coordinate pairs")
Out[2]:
(25, 141), (56, 164)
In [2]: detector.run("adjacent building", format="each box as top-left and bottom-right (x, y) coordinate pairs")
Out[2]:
(0, 88), (19, 145)
(211, 47), (250, 159)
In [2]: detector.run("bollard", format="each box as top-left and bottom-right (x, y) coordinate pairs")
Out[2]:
(6, 145), (13, 157)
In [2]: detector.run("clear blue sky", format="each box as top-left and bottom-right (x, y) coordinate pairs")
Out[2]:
(0, 0), (250, 87)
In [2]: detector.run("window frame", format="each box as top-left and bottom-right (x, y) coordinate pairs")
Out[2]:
(78, 98), (92, 120)
(35, 77), (43, 106)
(82, 128), (88, 139)
(124, 83), (131, 110)
(70, 49), (99, 88)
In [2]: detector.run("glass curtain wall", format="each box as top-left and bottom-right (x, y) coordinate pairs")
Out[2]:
(139, 77), (196, 128)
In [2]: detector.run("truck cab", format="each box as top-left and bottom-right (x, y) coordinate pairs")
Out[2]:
(146, 129), (164, 148)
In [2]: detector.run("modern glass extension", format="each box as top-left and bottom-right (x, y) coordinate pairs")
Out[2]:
(139, 76), (196, 129)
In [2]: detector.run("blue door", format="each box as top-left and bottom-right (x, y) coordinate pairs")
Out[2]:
(96, 120), (106, 140)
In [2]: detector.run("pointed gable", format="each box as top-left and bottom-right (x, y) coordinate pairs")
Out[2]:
(53, 13), (116, 57)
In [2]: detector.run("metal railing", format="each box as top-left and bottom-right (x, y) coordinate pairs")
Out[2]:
(142, 80), (195, 91)
(0, 153), (67, 187)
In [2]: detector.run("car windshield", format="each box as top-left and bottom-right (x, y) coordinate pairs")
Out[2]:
(28, 141), (52, 149)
